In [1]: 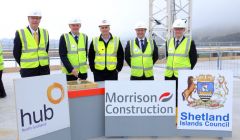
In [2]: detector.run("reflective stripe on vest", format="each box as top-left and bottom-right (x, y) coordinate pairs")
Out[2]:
(130, 38), (154, 78)
(165, 37), (192, 78)
(18, 28), (49, 68)
(93, 36), (119, 70)
(62, 33), (88, 74)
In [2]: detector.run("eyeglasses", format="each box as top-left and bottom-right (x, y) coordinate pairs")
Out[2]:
(29, 17), (41, 20)
(100, 26), (109, 29)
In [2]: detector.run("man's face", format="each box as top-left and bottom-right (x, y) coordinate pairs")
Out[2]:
(99, 25), (110, 36)
(174, 28), (185, 39)
(28, 16), (41, 30)
(135, 28), (146, 39)
(69, 24), (81, 35)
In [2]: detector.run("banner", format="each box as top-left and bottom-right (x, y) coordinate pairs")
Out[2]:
(14, 74), (70, 140)
(177, 70), (233, 131)
(105, 81), (176, 116)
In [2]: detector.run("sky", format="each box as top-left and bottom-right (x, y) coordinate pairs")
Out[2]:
(0, 0), (148, 40)
(192, 0), (240, 35)
(0, 0), (239, 39)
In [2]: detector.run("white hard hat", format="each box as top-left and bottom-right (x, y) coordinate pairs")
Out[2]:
(134, 22), (147, 30)
(99, 20), (110, 27)
(28, 9), (42, 17)
(69, 18), (81, 24)
(172, 19), (186, 28)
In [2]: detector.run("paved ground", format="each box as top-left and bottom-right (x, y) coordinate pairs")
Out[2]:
(0, 66), (239, 140)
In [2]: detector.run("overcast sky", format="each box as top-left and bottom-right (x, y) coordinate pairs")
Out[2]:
(0, 0), (239, 39)
(193, 0), (240, 31)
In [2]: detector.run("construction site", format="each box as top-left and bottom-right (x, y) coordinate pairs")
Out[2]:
(0, 0), (240, 140)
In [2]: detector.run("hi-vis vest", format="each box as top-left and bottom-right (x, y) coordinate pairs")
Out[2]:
(62, 33), (87, 74)
(93, 36), (119, 70)
(165, 37), (192, 78)
(0, 43), (4, 70)
(130, 39), (154, 77)
(18, 28), (49, 68)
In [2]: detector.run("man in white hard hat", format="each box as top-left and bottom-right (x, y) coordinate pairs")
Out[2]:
(88, 20), (124, 81)
(59, 18), (88, 81)
(165, 19), (197, 118)
(125, 22), (159, 80)
(13, 10), (50, 77)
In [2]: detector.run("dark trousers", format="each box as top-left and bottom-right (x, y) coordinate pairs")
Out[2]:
(93, 70), (118, 82)
(66, 73), (87, 81)
(20, 66), (50, 78)
(66, 75), (78, 81)
(130, 76), (154, 80)
(165, 76), (178, 106)
(0, 70), (6, 98)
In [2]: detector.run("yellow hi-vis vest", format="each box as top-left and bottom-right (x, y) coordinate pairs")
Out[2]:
(130, 39), (154, 77)
(165, 37), (192, 78)
(0, 43), (4, 70)
(93, 36), (119, 70)
(62, 33), (88, 74)
(18, 28), (49, 68)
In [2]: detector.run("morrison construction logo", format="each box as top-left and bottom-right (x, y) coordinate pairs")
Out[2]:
(159, 92), (173, 102)
(105, 81), (176, 116)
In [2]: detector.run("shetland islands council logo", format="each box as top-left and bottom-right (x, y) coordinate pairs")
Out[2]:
(182, 74), (229, 109)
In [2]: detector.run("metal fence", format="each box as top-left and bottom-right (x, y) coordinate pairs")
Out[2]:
(1, 39), (240, 77)
(196, 47), (240, 77)
(158, 43), (240, 78)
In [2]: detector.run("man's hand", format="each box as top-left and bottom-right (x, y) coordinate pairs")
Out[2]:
(71, 68), (78, 77)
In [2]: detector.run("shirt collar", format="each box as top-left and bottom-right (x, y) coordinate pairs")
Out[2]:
(29, 26), (38, 35)
(175, 36), (184, 42)
(138, 37), (145, 42)
(101, 34), (110, 40)
(100, 33), (112, 43)
(71, 32), (79, 38)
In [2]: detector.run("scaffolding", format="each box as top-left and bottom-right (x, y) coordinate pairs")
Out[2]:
(149, 0), (192, 45)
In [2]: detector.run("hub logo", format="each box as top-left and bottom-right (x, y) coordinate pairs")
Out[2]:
(159, 92), (173, 102)
(47, 82), (65, 104)
(20, 82), (64, 128)
(20, 104), (53, 127)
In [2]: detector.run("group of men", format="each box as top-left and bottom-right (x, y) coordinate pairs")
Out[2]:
(1, 10), (198, 99)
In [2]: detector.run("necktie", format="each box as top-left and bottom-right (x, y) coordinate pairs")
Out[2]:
(33, 31), (39, 45)
(176, 40), (180, 48)
(140, 39), (145, 52)
(74, 36), (79, 44)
